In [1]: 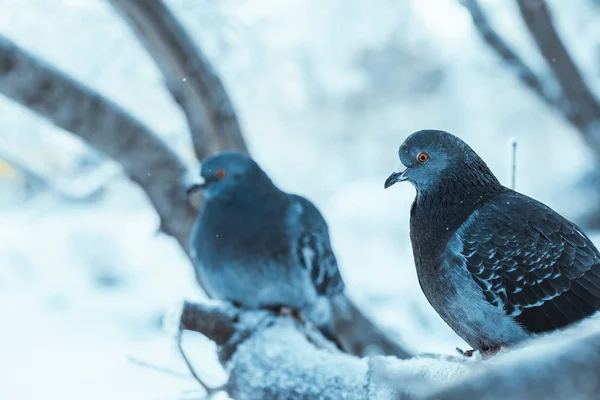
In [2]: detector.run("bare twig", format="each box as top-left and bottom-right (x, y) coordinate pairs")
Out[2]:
(176, 331), (223, 397)
(107, 0), (247, 160)
(127, 356), (192, 380)
(509, 137), (517, 190)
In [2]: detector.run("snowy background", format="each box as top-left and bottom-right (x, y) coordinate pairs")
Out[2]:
(1, 0), (599, 399)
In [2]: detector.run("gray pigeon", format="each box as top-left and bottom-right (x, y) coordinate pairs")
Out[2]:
(385, 130), (600, 355)
(187, 152), (344, 336)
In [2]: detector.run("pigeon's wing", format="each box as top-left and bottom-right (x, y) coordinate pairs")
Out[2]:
(288, 195), (345, 297)
(460, 191), (600, 333)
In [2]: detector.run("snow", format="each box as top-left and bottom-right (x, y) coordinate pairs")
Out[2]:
(1, 0), (599, 398)
(229, 317), (369, 399)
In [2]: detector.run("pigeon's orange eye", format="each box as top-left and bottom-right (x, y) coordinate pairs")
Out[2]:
(215, 169), (226, 179)
(417, 152), (430, 163)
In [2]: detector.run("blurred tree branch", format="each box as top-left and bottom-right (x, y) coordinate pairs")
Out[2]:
(515, 0), (600, 152)
(0, 148), (50, 194)
(334, 296), (411, 358)
(461, 0), (600, 157)
(107, 0), (247, 160)
(0, 34), (196, 253)
(460, 0), (558, 109)
(107, 0), (411, 360)
(0, 32), (410, 359)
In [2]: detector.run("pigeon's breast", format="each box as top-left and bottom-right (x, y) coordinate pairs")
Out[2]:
(415, 216), (528, 350)
(191, 213), (318, 310)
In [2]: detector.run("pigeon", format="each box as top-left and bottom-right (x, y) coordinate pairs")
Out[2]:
(385, 129), (600, 354)
(187, 152), (345, 337)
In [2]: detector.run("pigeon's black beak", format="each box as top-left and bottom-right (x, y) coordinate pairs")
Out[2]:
(185, 174), (207, 196)
(384, 166), (408, 189)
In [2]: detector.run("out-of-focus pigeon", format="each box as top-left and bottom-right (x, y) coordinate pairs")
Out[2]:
(385, 129), (600, 355)
(187, 152), (345, 338)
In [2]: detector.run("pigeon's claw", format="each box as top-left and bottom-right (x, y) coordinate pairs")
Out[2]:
(456, 347), (476, 357)
(481, 345), (505, 359)
(456, 345), (505, 359)
(266, 305), (305, 323)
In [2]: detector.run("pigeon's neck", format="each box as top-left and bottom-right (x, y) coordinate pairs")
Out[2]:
(207, 178), (287, 212)
(410, 168), (506, 260)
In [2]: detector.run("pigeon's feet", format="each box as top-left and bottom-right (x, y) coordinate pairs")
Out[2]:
(265, 305), (305, 323)
(278, 307), (305, 323)
(277, 306), (294, 317)
(456, 345), (505, 359)
(456, 347), (476, 357)
(481, 345), (505, 359)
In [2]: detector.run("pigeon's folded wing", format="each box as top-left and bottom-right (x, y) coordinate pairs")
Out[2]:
(460, 191), (600, 333)
(289, 195), (345, 297)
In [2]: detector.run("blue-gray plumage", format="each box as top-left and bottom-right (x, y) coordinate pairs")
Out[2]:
(187, 152), (344, 330)
(385, 130), (600, 353)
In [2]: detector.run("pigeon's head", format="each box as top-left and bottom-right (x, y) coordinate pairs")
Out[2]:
(186, 152), (268, 199)
(385, 130), (498, 192)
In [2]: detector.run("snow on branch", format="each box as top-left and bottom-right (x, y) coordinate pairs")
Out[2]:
(107, 0), (248, 160)
(424, 317), (600, 399)
(176, 300), (464, 399)
(178, 299), (600, 400)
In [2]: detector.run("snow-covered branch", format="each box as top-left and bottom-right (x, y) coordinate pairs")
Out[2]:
(107, 0), (247, 160)
(176, 300), (451, 399)
(179, 299), (600, 399)
(424, 318), (600, 400)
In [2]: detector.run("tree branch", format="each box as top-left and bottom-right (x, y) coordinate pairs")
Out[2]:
(515, 0), (600, 153)
(0, 34), (196, 254)
(106, 0), (413, 359)
(177, 300), (434, 399)
(333, 296), (412, 359)
(104, 0), (413, 359)
(460, 0), (558, 109)
(179, 299), (600, 399)
(0, 34), (412, 359)
(107, 0), (248, 160)
(424, 320), (600, 399)
(461, 0), (600, 158)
